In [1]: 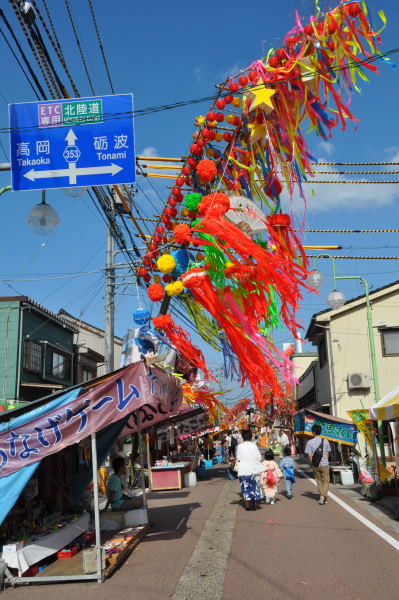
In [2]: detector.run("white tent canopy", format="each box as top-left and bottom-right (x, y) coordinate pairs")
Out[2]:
(369, 386), (399, 421)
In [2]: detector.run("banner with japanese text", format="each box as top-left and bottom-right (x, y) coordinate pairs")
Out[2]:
(294, 410), (358, 446)
(0, 362), (182, 477)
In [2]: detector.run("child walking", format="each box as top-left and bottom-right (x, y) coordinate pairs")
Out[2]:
(280, 445), (296, 499)
(260, 449), (282, 504)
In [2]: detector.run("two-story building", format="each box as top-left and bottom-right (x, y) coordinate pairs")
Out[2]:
(0, 296), (77, 403)
(296, 280), (399, 455)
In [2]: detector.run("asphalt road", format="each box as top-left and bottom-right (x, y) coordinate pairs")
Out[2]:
(4, 464), (399, 599)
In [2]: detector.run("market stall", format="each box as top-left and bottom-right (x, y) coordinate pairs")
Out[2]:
(294, 409), (359, 483)
(369, 387), (399, 480)
(0, 360), (182, 586)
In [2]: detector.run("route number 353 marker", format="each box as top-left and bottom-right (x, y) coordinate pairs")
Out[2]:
(9, 94), (135, 191)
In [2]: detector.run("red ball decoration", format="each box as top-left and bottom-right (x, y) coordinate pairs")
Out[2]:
(149, 242), (158, 251)
(207, 111), (216, 121)
(238, 75), (248, 87)
(162, 274), (172, 283)
(304, 24), (314, 35)
(223, 132), (231, 142)
(265, 176), (283, 198)
(165, 221), (174, 230)
(215, 98), (226, 110)
(327, 40), (335, 51)
(215, 112), (224, 122)
(229, 81), (239, 92)
(201, 128), (211, 139)
(143, 274), (151, 283)
(156, 225), (164, 234)
(173, 224), (192, 244)
(268, 56), (279, 68)
(190, 143), (201, 156)
(161, 214), (171, 224)
(148, 283), (164, 302)
(224, 94), (233, 104)
(175, 176), (184, 187)
(248, 70), (257, 82)
(182, 165), (191, 176)
(168, 197), (177, 207)
(316, 22), (324, 34)
(187, 157), (198, 168)
(345, 2), (361, 17)
(143, 254), (151, 266)
(196, 159), (217, 183)
(328, 20), (337, 35)
(276, 48), (286, 60)
(207, 130), (216, 141)
(184, 176), (192, 185)
(233, 116), (241, 126)
(172, 187), (183, 199)
(153, 234), (162, 244)
(138, 267), (148, 277)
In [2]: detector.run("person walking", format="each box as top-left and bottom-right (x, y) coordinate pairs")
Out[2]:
(279, 446), (296, 499)
(260, 449), (282, 504)
(236, 429), (264, 510)
(305, 424), (331, 505)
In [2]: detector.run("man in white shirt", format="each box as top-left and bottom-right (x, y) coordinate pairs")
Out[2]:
(280, 430), (289, 448)
(305, 424), (331, 505)
(236, 429), (264, 510)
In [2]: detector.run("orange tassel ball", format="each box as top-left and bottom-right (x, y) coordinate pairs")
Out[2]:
(198, 192), (230, 217)
(196, 159), (217, 183)
(147, 283), (165, 302)
(173, 224), (192, 245)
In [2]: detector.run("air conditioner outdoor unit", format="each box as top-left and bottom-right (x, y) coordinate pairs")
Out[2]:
(347, 373), (370, 390)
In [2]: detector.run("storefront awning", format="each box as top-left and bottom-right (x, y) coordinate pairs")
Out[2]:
(294, 409), (358, 447)
(369, 386), (399, 421)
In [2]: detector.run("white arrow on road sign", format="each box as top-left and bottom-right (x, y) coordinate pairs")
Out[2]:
(23, 162), (123, 184)
(65, 128), (78, 146)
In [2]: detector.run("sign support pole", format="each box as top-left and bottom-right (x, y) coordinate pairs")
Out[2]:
(105, 192), (115, 373)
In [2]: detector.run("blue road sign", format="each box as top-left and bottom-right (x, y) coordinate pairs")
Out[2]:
(9, 94), (135, 191)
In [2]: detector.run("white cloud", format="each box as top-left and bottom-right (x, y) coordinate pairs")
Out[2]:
(140, 146), (158, 158)
(193, 65), (204, 83)
(216, 60), (243, 83)
(317, 141), (334, 156)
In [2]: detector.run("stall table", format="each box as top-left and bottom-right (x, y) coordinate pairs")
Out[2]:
(150, 462), (189, 491)
(1, 512), (90, 576)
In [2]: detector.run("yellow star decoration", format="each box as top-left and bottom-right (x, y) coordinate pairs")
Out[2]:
(246, 79), (275, 114)
(248, 121), (267, 145)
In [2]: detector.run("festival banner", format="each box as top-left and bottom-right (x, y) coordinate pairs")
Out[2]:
(294, 410), (358, 446)
(0, 362), (182, 477)
(347, 409), (373, 449)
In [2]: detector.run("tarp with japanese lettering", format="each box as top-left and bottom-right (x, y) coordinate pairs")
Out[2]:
(294, 409), (358, 447)
(0, 361), (182, 477)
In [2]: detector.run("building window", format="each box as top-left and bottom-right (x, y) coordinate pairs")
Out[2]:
(318, 335), (327, 367)
(45, 348), (71, 381)
(82, 368), (95, 382)
(381, 328), (399, 356)
(23, 340), (42, 373)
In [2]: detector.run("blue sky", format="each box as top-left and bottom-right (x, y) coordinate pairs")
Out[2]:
(0, 0), (398, 383)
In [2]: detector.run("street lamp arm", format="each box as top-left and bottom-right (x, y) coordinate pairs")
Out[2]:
(0, 185), (11, 195)
(313, 254), (338, 287)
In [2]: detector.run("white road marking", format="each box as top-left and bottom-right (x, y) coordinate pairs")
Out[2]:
(298, 467), (399, 551)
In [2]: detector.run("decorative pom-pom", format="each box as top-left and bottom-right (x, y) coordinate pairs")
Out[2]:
(147, 283), (165, 302)
(198, 192), (230, 217)
(156, 254), (176, 274)
(184, 192), (202, 212)
(132, 308), (150, 325)
(173, 224), (192, 245)
(152, 314), (173, 329)
(165, 280), (184, 296)
(196, 159), (217, 183)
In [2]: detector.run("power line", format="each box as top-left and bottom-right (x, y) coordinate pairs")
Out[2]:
(64, 0), (95, 95)
(87, 0), (115, 94)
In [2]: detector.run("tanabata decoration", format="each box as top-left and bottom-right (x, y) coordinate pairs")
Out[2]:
(152, 313), (215, 381)
(148, 283), (165, 302)
(182, 383), (230, 424)
(137, 1), (387, 409)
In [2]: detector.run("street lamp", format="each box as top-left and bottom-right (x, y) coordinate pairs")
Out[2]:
(312, 254), (386, 470)
(27, 190), (60, 235)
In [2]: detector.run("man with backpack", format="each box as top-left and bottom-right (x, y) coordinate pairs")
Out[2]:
(305, 423), (331, 505)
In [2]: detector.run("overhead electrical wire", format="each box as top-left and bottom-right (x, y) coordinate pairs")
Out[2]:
(87, 0), (115, 94)
(64, 0), (95, 96)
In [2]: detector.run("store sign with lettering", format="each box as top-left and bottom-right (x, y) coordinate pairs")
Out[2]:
(0, 362), (182, 477)
(294, 410), (358, 446)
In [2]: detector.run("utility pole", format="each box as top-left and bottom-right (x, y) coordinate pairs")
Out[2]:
(104, 191), (115, 373)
